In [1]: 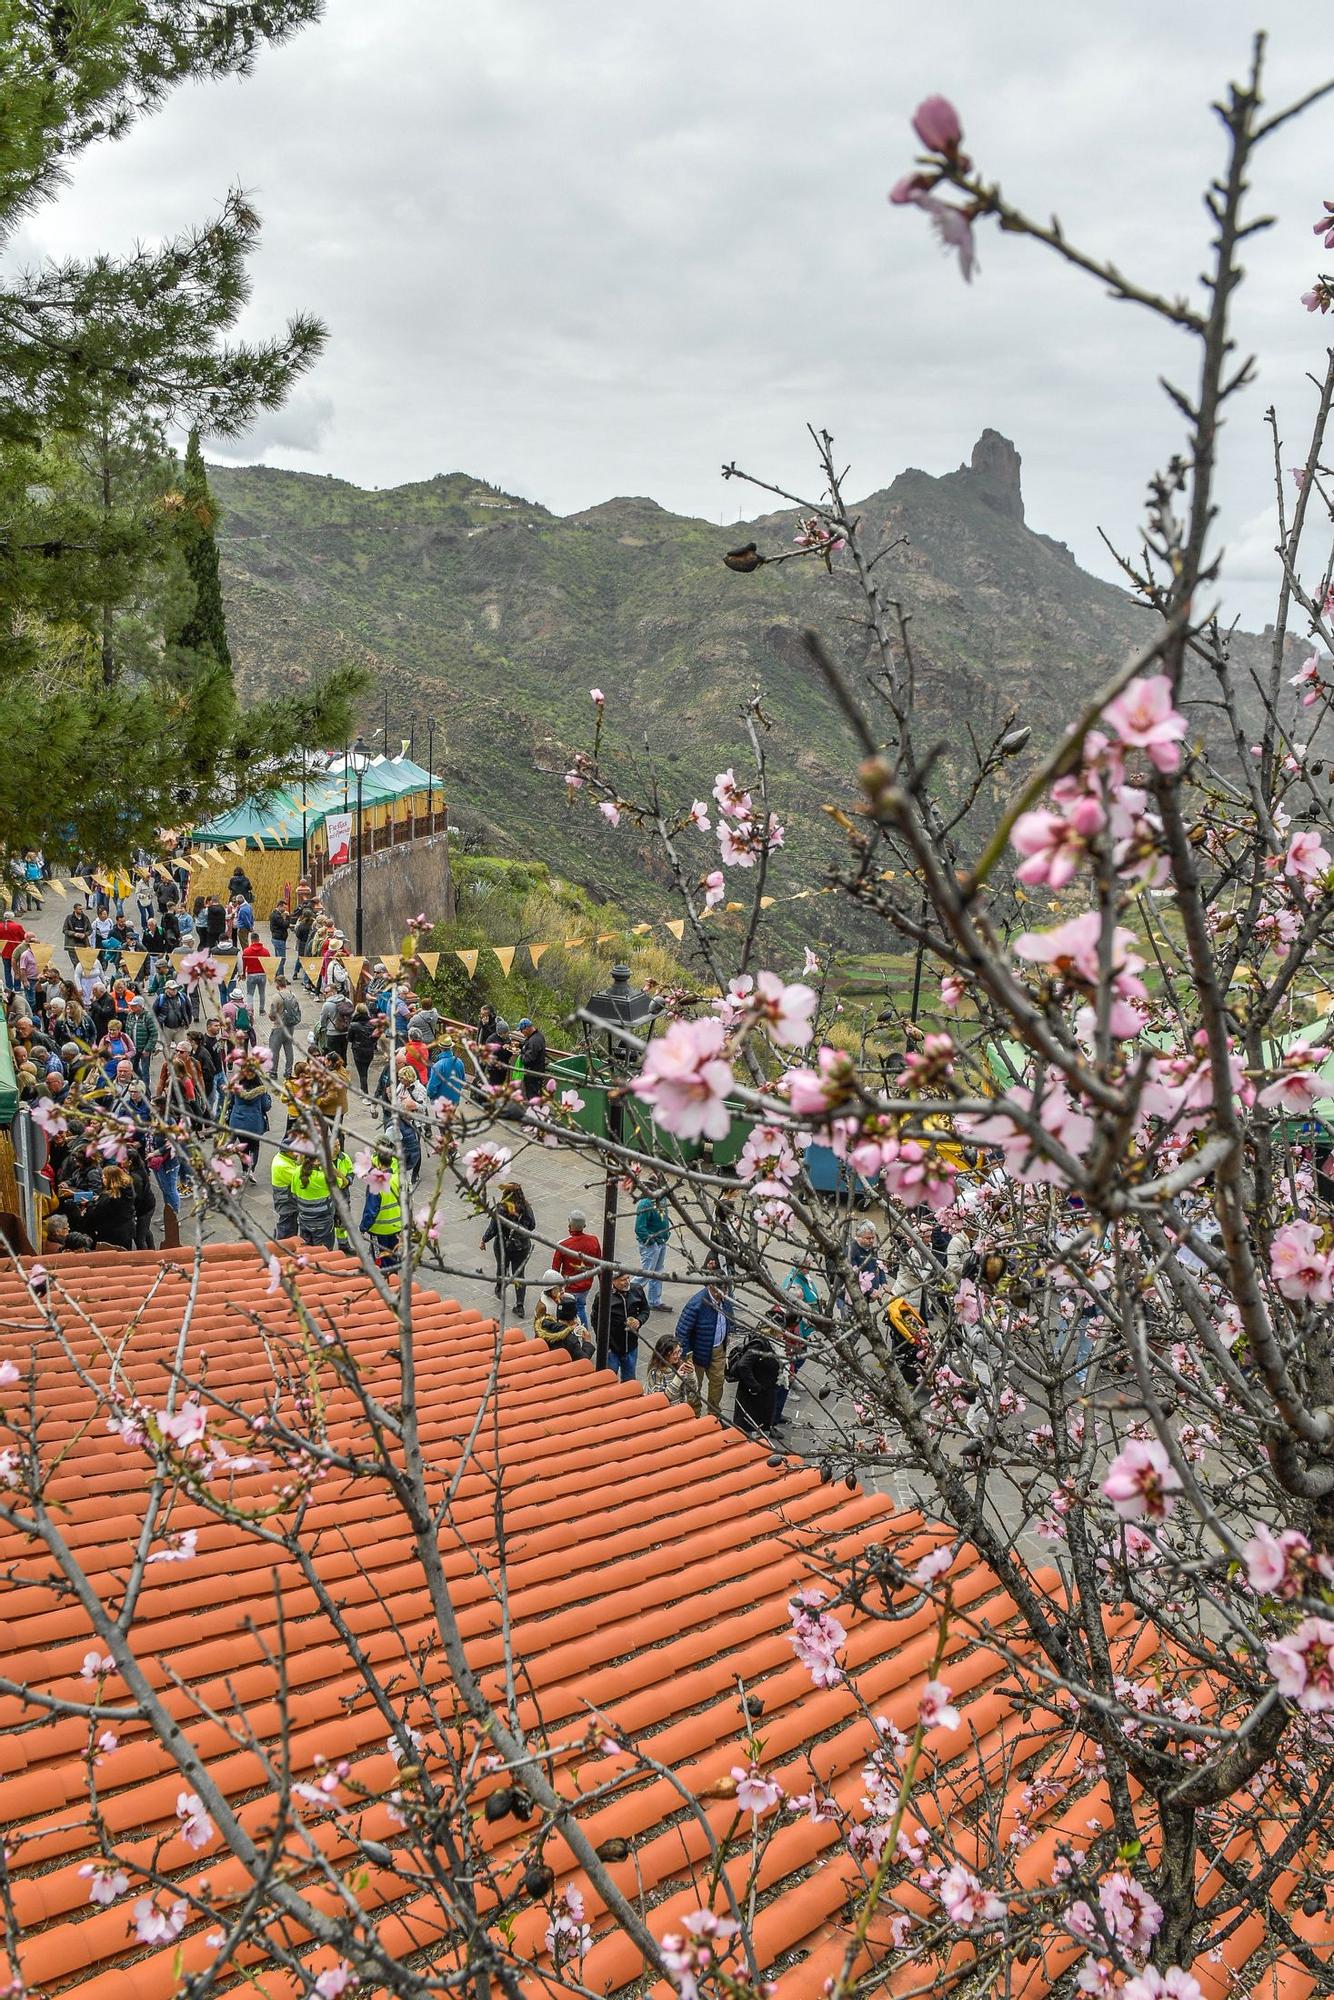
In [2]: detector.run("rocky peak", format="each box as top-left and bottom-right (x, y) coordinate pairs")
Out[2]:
(963, 428), (1024, 524)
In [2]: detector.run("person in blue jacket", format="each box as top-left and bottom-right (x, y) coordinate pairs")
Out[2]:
(427, 1040), (466, 1109)
(674, 1276), (735, 1416)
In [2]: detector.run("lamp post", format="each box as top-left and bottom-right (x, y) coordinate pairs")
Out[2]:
(585, 966), (664, 1370)
(299, 745), (308, 882)
(426, 717), (435, 825)
(350, 734), (372, 957)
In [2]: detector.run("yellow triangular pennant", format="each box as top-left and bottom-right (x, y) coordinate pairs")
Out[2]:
(416, 950), (439, 976)
(344, 956), (366, 986)
(456, 948), (480, 979)
(31, 940), (53, 970)
(380, 953), (401, 977)
(596, 932), (617, 944)
(46, 877), (67, 898)
(759, 897), (775, 909)
(228, 838), (246, 855)
(631, 922), (652, 936)
(564, 937), (587, 950)
(492, 945), (516, 977)
(528, 942), (550, 968)
(259, 955), (279, 977)
(120, 950), (146, 977)
(725, 901), (743, 913)
(300, 956), (325, 984)
(664, 919), (685, 941)
(76, 947), (98, 972)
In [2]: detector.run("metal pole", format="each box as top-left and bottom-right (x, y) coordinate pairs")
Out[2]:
(300, 746), (308, 882)
(383, 687), (389, 751)
(427, 718), (434, 823)
(354, 764), (366, 960)
(594, 1086), (621, 1371)
(909, 887), (929, 1023)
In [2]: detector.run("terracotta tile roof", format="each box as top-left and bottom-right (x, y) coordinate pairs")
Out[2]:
(0, 1246), (1324, 1999)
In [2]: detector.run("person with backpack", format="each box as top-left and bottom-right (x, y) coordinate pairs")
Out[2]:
(726, 1320), (783, 1438)
(481, 1180), (536, 1312)
(267, 976), (302, 1078)
(155, 978), (192, 1032)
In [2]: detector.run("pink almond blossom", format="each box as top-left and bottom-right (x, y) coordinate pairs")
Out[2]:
(634, 1017), (735, 1141)
(1101, 675), (1188, 773)
(732, 1764), (783, 1815)
(1244, 1523), (1313, 1598)
(1121, 1973), (1203, 2000)
(937, 1864), (1005, 1926)
(1269, 1220), (1334, 1304)
(1102, 1437), (1182, 1521)
(176, 1790), (214, 1850)
(79, 1864), (128, 1906)
(1266, 1617), (1334, 1711)
(158, 1399), (207, 1450)
(133, 1897), (188, 1945)
(599, 800), (621, 827)
(918, 1680), (960, 1731)
(1284, 828), (1331, 882)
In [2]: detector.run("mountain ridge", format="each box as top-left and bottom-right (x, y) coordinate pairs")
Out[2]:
(208, 435), (1280, 946)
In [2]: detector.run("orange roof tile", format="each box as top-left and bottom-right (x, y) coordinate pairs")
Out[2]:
(0, 1246), (1324, 1999)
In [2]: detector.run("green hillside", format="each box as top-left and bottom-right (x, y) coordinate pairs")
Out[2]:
(209, 437), (1282, 951)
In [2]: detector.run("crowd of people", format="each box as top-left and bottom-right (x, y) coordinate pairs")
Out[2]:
(5, 852), (1011, 1452)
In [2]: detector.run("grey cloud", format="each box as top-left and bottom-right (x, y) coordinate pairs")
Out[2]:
(205, 390), (336, 462)
(21, 0), (1334, 630)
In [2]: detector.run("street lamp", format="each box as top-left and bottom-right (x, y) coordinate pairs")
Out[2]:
(350, 734), (372, 957)
(585, 966), (663, 1371)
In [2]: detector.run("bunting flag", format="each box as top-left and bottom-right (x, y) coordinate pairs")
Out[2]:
(31, 941), (53, 970)
(259, 956), (279, 977)
(76, 947), (98, 973)
(154, 863), (174, 878)
(596, 932), (617, 944)
(456, 948), (480, 979)
(528, 943), (550, 968)
(631, 922), (652, 936)
(664, 919), (686, 941)
(345, 956), (366, 987)
(227, 838), (246, 855)
(760, 897), (775, 909)
(46, 878), (67, 897)
(379, 953), (401, 977)
(120, 950), (146, 978)
(492, 945), (516, 977)
(564, 937), (587, 950)
(300, 957), (325, 985)
(416, 950), (439, 975)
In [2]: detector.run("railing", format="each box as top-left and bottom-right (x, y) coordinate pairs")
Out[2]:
(306, 807), (448, 892)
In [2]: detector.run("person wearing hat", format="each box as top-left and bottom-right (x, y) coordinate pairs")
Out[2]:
(674, 1275), (736, 1416)
(126, 992), (160, 1085)
(532, 1292), (591, 1362)
(156, 978), (192, 1032)
(516, 1017), (548, 1104)
(531, 1268), (566, 1336)
(554, 1208), (601, 1325)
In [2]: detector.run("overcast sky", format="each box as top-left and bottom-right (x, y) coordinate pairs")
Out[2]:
(23, 0), (1334, 627)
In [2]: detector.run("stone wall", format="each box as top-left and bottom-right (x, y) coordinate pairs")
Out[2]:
(322, 829), (455, 957)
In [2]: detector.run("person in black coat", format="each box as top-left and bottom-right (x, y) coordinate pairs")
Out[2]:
(88, 1166), (137, 1250)
(599, 1268), (648, 1383)
(481, 1181), (536, 1311)
(517, 1018), (548, 1103)
(129, 1152), (156, 1250)
(726, 1325), (782, 1438)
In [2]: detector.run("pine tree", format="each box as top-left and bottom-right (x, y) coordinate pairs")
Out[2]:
(0, 3), (361, 861)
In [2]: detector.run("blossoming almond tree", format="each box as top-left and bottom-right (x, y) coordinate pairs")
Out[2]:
(547, 34), (1334, 1991)
(6, 34), (1334, 2000)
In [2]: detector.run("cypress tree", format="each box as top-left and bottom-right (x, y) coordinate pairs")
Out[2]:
(170, 430), (231, 669)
